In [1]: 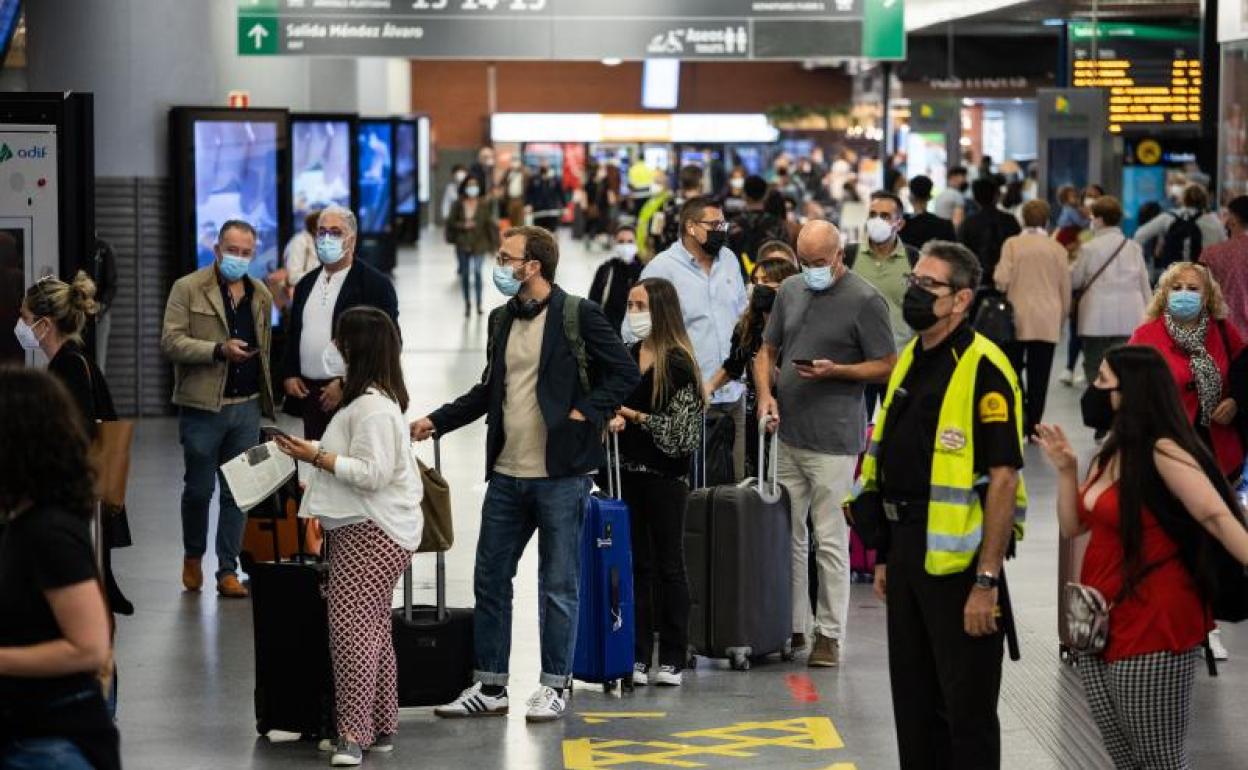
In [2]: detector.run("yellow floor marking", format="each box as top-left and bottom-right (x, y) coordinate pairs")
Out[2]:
(563, 716), (846, 769)
(817, 764), (858, 770)
(581, 712), (668, 725)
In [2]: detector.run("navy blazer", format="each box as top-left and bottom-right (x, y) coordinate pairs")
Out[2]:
(429, 287), (641, 481)
(283, 258), (400, 379)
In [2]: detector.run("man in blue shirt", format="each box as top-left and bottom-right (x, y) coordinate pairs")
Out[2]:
(631, 196), (749, 478)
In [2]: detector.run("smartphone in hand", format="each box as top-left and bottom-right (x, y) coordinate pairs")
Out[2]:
(792, 358), (814, 367)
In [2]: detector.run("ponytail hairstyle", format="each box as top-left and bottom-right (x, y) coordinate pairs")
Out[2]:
(23, 271), (99, 344)
(637, 277), (705, 408)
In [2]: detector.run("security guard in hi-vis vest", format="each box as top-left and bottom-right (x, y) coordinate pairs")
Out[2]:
(850, 241), (1027, 770)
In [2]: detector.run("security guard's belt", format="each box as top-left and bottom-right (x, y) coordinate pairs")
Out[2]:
(882, 499), (928, 524)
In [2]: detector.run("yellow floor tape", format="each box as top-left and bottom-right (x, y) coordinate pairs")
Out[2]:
(563, 716), (846, 769)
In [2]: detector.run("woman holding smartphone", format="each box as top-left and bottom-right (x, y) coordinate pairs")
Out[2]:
(274, 306), (422, 767)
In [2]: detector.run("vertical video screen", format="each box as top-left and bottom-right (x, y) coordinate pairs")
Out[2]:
(1046, 138), (1090, 209)
(291, 120), (352, 232)
(0, 226), (26, 365)
(193, 120), (280, 278)
(395, 122), (417, 216)
(358, 121), (394, 233)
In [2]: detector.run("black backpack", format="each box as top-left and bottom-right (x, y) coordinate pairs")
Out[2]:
(1158, 211), (1203, 270)
(730, 210), (788, 266)
(972, 289), (1015, 347)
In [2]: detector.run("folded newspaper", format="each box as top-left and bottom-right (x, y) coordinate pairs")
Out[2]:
(220, 441), (297, 512)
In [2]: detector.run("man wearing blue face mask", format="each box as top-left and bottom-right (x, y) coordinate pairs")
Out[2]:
(161, 220), (275, 598)
(411, 226), (639, 724)
(753, 220), (897, 667)
(282, 205), (399, 440)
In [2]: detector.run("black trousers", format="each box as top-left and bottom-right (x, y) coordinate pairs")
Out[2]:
(620, 470), (691, 668)
(886, 518), (1003, 770)
(300, 378), (338, 442)
(1004, 340), (1055, 435)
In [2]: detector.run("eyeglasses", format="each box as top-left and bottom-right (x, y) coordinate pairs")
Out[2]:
(908, 273), (953, 290)
(695, 219), (729, 232)
(317, 227), (347, 238)
(496, 253), (528, 267)
(221, 248), (254, 259)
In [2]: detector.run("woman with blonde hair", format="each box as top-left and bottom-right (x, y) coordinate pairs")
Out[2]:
(610, 277), (704, 687)
(1128, 261), (1244, 661)
(18, 272), (133, 616)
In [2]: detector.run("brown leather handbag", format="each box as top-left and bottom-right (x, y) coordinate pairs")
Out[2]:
(415, 441), (453, 553)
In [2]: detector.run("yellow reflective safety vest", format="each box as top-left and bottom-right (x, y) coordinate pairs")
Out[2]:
(857, 331), (1027, 576)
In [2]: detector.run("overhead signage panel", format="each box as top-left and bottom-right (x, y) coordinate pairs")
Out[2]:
(236, 0), (904, 60)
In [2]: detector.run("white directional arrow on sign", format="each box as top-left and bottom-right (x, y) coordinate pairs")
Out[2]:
(247, 23), (270, 50)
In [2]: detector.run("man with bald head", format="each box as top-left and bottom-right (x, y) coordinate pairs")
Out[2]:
(754, 219), (897, 667)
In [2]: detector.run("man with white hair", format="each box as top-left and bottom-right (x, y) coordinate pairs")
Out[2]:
(754, 219), (897, 667)
(283, 204), (399, 439)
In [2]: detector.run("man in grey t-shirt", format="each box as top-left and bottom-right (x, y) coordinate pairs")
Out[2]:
(754, 220), (897, 668)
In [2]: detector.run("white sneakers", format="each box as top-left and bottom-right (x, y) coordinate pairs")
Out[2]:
(633, 663), (649, 686)
(524, 686), (567, 723)
(434, 682), (509, 718)
(1209, 628), (1230, 661)
(434, 682), (568, 723)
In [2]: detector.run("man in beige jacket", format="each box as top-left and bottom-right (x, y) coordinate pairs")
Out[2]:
(993, 199), (1071, 436)
(161, 220), (275, 598)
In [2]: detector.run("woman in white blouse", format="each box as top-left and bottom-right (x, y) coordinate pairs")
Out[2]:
(275, 306), (422, 767)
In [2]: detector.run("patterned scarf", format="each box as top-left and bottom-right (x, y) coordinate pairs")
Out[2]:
(1164, 311), (1222, 426)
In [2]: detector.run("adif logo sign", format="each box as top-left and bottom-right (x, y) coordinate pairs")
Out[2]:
(0, 143), (49, 163)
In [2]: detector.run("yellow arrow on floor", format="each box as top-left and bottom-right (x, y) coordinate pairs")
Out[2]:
(580, 711), (667, 725)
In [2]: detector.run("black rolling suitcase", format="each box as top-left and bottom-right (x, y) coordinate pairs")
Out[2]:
(248, 553), (334, 739)
(392, 438), (475, 707)
(684, 418), (793, 670)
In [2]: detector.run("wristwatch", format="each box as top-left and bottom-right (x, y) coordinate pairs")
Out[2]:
(974, 571), (999, 590)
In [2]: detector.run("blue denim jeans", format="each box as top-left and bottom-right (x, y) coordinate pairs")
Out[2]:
(473, 474), (590, 688)
(178, 399), (261, 578)
(0, 737), (94, 770)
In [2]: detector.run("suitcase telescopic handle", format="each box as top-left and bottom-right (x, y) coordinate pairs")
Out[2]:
(403, 437), (447, 624)
(605, 430), (623, 500)
(757, 416), (782, 504)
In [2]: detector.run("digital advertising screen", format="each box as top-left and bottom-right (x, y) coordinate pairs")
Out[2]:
(395, 120), (418, 216)
(1047, 137), (1091, 209)
(906, 132), (949, 190)
(357, 120), (393, 234)
(1122, 165), (1167, 236)
(192, 120), (281, 278)
(291, 117), (353, 233)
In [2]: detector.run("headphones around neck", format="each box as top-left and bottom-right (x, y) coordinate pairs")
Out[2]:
(508, 295), (549, 320)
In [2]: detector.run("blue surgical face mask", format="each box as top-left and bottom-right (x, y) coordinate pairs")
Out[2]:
(1167, 289), (1203, 321)
(492, 264), (524, 297)
(802, 265), (834, 292)
(218, 254), (251, 282)
(316, 235), (346, 265)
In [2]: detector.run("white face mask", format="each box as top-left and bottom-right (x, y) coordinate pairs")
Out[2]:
(615, 242), (638, 261)
(14, 318), (43, 351)
(1083, 198), (1097, 209)
(1169, 185), (1185, 201)
(454, 171), (467, 183)
(322, 343), (347, 379)
(865, 216), (896, 244)
(627, 311), (652, 340)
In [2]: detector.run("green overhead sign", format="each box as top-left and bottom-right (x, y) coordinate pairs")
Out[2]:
(236, 0), (906, 61)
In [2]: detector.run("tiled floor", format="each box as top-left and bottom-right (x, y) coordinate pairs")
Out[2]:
(109, 231), (1248, 769)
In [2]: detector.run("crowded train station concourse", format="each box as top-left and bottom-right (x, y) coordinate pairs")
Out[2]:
(4, 0), (1248, 768)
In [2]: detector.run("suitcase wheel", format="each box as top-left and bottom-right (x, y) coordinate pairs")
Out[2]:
(687, 652), (698, 671)
(602, 680), (617, 694)
(729, 652), (751, 671)
(256, 718), (270, 736)
(622, 676), (635, 693)
(1060, 644), (1076, 666)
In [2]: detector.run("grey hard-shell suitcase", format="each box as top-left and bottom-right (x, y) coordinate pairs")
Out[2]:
(684, 418), (794, 670)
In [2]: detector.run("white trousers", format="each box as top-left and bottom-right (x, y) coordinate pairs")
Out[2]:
(778, 440), (855, 641)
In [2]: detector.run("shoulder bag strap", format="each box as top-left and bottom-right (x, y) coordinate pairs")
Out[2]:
(1082, 237), (1129, 294)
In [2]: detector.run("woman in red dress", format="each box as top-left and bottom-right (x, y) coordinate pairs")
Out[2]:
(1035, 345), (1248, 770)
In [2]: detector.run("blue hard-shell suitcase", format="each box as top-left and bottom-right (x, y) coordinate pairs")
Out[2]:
(573, 434), (636, 692)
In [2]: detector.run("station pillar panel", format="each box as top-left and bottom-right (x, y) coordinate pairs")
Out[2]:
(1036, 88), (1122, 205)
(906, 99), (960, 190)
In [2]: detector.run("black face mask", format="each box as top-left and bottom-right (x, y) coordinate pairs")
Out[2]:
(1080, 385), (1116, 432)
(902, 284), (943, 332)
(750, 285), (776, 313)
(702, 230), (727, 255)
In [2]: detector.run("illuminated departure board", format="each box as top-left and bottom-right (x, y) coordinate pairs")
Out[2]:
(1069, 22), (1201, 134)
